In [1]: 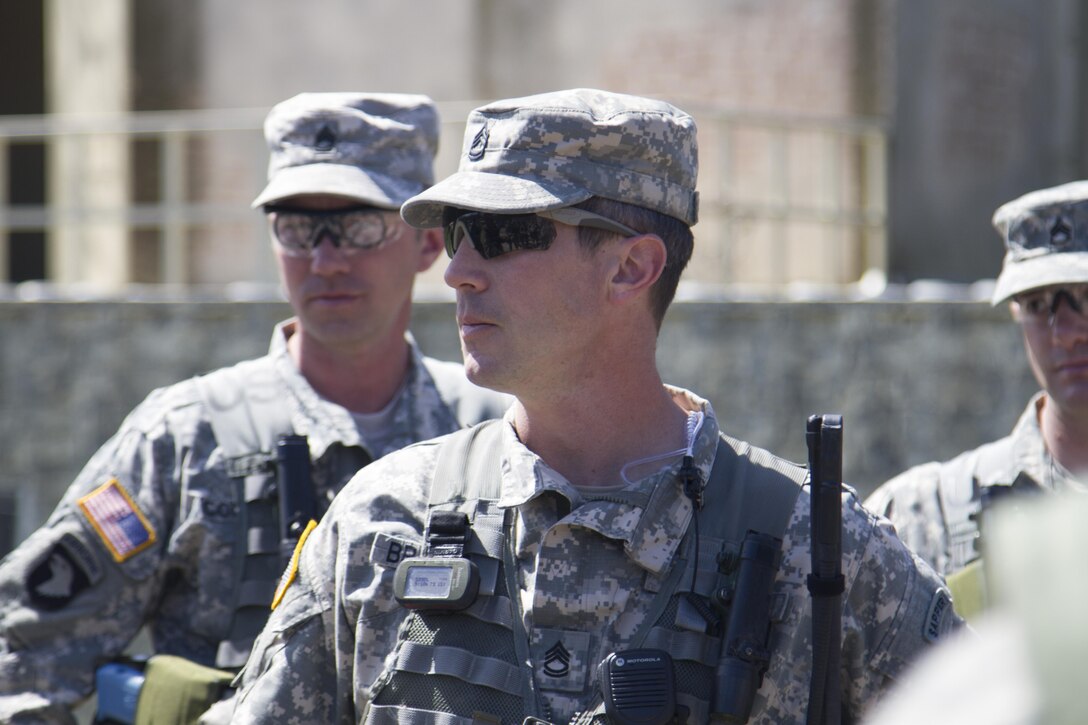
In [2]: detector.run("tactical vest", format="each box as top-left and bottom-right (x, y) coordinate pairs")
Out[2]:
(196, 354), (504, 669)
(936, 439), (1043, 619)
(195, 357), (307, 669)
(936, 439), (1043, 573)
(363, 421), (807, 725)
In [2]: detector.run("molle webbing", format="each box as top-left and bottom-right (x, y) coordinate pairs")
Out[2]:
(935, 442), (1026, 573)
(366, 422), (527, 725)
(194, 358), (295, 669)
(705, 435), (806, 545)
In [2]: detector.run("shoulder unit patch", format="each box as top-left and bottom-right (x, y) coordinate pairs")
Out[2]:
(923, 586), (955, 643)
(26, 533), (103, 610)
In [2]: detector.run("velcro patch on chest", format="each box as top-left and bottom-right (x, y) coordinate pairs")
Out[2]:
(78, 478), (157, 562)
(371, 533), (423, 568)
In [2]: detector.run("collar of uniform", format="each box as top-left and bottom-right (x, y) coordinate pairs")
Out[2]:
(268, 318), (363, 459)
(267, 320), (439, 460)
(1005, 391), (1088, 492)
(496, 387), (720, 575)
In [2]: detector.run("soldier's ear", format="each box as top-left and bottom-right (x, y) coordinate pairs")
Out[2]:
(416, 227), (443, 273)
(607, 233), (666, 305)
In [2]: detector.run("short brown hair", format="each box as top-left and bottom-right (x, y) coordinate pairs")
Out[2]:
(573, 197), (693, 327)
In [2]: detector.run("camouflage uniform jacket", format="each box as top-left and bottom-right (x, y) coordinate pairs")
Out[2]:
(232, 387), (958, 725)
(0, 319), (511, 725)
(864, 393), (1086, 577)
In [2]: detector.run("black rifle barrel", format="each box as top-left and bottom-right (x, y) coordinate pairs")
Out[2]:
(806, 414), (844, 725)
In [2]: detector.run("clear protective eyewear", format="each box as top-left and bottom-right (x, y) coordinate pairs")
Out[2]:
(1013, 284), (1088, 327)
(441, 207), (639, 260)
(265, 204), (402, 257)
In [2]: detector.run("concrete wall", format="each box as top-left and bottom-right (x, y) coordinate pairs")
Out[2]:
(0, 295), (1037, 555)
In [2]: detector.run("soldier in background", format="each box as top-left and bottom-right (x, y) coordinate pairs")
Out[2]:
(866, 180), (1088, 617)
(232, 88), (958, 725)
(0, 92), (510, 724)
(864, 492), (1088, 725)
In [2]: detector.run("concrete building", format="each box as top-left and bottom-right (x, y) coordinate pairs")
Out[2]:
(0, 0), (1084, 551)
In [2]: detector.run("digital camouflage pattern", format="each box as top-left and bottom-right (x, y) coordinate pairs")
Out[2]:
(864, 393), (1088, 577)
(232, 388), (958, 725)
(401, 88), (700, 228)
(252, 92), (440, 209)
(0, 319), (510, 725)
(990, 179), (1088, 304)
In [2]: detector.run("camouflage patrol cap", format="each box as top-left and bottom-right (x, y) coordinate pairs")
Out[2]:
(252, 92), (439, 209)
(401, 88), (699, 227)
(991, 180), (1088, 305)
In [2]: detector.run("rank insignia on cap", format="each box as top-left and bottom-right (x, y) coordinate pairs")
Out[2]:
(1050, 217), (1073, 249)
(467, 123), (488, 162)
(78, 478), (156, 562)
(314, 123), (337, 152)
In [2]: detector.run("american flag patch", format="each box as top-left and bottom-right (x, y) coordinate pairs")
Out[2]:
(78, 479), (156, 562)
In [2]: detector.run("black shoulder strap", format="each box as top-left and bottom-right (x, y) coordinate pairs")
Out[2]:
(702, 433), (807, 544)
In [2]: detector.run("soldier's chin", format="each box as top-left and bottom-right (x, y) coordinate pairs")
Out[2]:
(464, 357), (513, 394)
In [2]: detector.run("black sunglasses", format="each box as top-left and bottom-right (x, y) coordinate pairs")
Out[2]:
(441, 207), (639, 260)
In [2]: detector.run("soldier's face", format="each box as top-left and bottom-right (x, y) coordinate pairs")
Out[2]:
(443, 215), (609, 399)
(1016, 286), (1088, 416)
(271, 194), (441, 351)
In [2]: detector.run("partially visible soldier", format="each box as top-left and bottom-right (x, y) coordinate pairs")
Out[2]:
(866, 180), (1088, 616)
(232, 88), (959, 725)
(864, 492), (1088, 725)
(0, 92), (510, 724)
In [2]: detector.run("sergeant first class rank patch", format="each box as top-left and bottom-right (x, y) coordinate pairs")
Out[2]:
(78, 478), (156, 562)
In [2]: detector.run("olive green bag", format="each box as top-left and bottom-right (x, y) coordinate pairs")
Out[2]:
(133, 655), (234, 725)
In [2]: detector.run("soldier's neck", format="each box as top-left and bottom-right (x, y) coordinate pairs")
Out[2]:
(289, 329), (412, 414)
(511, 376), (688, 490)
(1040, 396), (1088, 476)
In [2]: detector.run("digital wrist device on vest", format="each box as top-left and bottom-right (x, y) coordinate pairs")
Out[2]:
(393, 510), (480, 611)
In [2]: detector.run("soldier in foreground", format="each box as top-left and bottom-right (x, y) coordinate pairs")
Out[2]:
(866, 180), (1088, 616)
(0, 92), (509, 723)
(233, 88), (959, 725)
